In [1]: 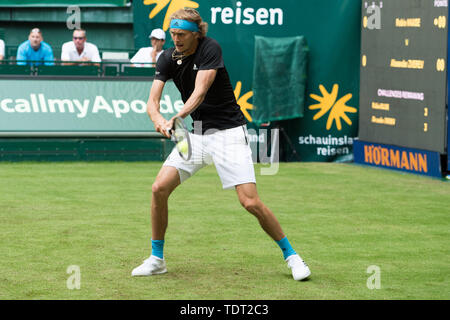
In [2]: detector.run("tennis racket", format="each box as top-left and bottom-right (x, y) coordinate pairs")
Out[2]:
(166, 116), (192, 161)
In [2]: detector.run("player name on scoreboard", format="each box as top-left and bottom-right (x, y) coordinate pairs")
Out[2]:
(395, 18), (421, 27)
(371, 115), (396, 126)
(390, 59), (424, 69)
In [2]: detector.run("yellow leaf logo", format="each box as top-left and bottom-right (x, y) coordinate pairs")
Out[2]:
(143, 0), (200, 31)
(309, 84), (357, 131)
(234, 81), (253, 122)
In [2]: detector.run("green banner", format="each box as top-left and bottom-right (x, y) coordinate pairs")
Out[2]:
(0, 79), (181, 136)
(0, 0), (127, 7)
(133, 0), (361, 161)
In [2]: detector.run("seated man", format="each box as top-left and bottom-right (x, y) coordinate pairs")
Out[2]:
(130, 28), (165, 67)
(0, 38), (4, 61)
(16, 28), (54, 66)
(61, 29), (101, 65)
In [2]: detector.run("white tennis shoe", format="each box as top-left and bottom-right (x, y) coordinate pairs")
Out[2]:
(131, 255), (167, 276)
(286, 254), (311, 281)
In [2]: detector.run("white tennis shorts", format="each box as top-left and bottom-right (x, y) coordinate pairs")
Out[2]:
(163, 125), (256, 189)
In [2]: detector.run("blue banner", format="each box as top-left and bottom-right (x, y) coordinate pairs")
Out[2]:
(354, 140), (442, 178)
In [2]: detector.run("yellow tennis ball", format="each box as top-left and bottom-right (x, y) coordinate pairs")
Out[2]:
(177, 140), (188, 154)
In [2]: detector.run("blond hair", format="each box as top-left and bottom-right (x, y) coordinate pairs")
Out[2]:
(170, 8), (208, 38)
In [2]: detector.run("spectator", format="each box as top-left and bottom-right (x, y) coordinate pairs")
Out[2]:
(0, 38), (4, 61)
(130, 28), (165, 67)
(16, 28), (54, 66)
(61, 29), (101, 65)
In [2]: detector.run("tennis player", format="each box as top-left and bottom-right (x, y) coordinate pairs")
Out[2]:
(132, 8), (310, 281)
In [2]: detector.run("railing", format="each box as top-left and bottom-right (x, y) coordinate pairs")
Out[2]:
(0, 59), (156, 78)
(3, 46), (138, 62)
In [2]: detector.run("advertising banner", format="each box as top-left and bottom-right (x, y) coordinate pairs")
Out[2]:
(0, 79), (181, 136)
(354, 140), (442, 178)
(0, 1), (127, 6)
(133, 0), (361, 161)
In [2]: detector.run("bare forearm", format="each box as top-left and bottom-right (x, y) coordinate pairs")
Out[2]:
(147, 100), (163, 122)
(176, 69), (217, 119)
(145, 79), (169, 136)
(176, 91), (206, 119)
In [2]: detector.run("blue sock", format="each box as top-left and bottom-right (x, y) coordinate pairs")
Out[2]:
(276, 237), (297, 260)
(151, 239), (165, 259)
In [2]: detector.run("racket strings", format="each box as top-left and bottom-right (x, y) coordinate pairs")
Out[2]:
(173, 120), (186, 139)
(171, 118), (191, 160)
(174, 129), (186, 140)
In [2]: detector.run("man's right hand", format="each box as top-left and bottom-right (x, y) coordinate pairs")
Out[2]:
(153, 115), (171, 138)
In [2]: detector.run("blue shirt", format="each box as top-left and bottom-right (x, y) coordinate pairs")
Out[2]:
(16, 40), (54, 66)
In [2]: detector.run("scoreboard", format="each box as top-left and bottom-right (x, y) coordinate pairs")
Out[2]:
(359, 0), (448, 154)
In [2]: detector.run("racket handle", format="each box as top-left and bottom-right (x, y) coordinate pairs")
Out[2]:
(166, 127), (176, 142)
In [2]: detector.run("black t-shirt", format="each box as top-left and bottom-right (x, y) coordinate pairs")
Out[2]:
(155, 37), (246, 133)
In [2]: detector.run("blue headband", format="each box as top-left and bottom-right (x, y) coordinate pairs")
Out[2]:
(170, 19), (199, 32)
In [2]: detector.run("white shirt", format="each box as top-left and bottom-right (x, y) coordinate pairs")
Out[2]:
(0, 39), (5, 57)
(130, 47), (163, 66)
(61, 41), (101, 63)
